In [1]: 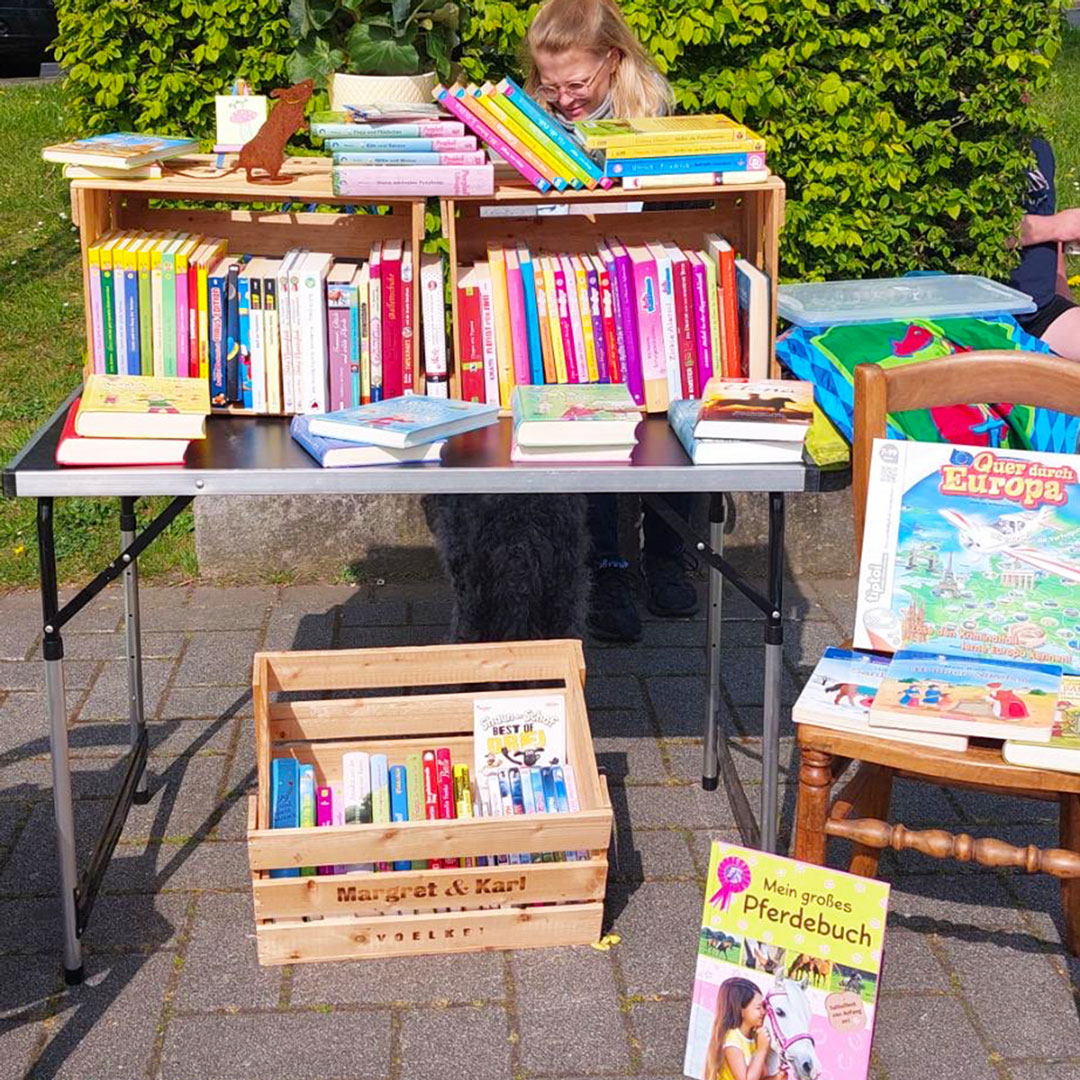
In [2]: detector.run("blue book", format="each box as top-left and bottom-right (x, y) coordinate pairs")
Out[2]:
(123, 264), (141, 375)
(307, 396), (500, 449)
(269, 758), (300, 879)
(290, 415), (446, 468)
(529, 768), (547, 813)
(224, 263), (241, 404)
(313, 121), (459, 138)
(540, 767), (558, 813)
(497, 76), (605, 186)
(325, 138), (472, 153)
(207, 262), (229, 405)
(236, 273), (252, 409)
(389, 765), (410, 870)
(507, 768), (532, 865)
(516, 247), (545, 385)
(605, 152), (751, 178)
(332, 152), (476, 166)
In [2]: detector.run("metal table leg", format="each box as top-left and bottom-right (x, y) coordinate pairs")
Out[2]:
(120, 498), (150, 804)
(38, 498), (83, 984)
(760, 492), (786, 854)
(702, 494), (725, 791)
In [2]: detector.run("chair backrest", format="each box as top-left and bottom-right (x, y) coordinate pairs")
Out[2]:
(852, 350), (1080, 561)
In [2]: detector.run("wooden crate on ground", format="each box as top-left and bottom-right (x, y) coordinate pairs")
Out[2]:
(247, 639), (613, 965)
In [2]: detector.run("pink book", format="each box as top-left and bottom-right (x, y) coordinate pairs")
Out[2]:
(435, 85), (551, 194)
(561, 255), (588, 383)
(602, 240), (643, 403)
(504, 247), (532, 386)
(187, 251), (200, 378)
(175, 258), (190, 380)
(365, 120), (467, 137)
(332, 164), (494, 197)
(551, 258), (579, 382)
(626, 244), (666, 412)
(381, 240), (403, 399)
(401, 246), (415, 394)
(316, 785), (335, 875)
(88, 254), (105, 373)
(326, 277), (353, 411)
(687, 251), (714, 390)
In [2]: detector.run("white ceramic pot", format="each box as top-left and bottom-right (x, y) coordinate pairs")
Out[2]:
(329, 71), (439, 110)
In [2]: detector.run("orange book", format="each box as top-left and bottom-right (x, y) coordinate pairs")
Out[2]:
(706, 234), (741, 377)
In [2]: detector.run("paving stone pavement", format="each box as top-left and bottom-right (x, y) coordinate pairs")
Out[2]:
(0, 576), (1076, 1079)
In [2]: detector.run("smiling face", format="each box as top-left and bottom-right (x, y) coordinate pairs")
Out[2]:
(531, 46), (614, 121)
(741, 992), (766, 1030)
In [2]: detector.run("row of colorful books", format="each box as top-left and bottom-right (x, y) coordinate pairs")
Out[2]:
(83, 229), (445, 414)
(797, 646), (1080, 774)
(457, 235), (770, 412)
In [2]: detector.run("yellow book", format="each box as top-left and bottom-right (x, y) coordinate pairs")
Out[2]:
(604, 135), (767, 159)
(531, 254), (557, 384)
(486, 244), (515, 406)
(479, 83), (579, 189)
(197, 238), (227, 383)
(571, 255), (599, 383)
(575, 114), (753, 150)
(539, 255), (568, 384)
(464, 87), (562, 191)
(76, 373), (210, 439)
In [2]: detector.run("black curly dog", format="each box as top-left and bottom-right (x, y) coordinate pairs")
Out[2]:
(422, 493), (589, 642)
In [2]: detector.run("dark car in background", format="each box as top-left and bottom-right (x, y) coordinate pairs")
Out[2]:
(1, 0), (58, 77)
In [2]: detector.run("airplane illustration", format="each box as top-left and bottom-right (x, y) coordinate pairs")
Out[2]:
(938, 506), (1080, 583)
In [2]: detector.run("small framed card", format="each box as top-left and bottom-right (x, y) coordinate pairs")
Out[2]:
(214, 94), (268, 151)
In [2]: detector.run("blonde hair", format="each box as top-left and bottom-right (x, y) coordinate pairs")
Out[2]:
(524, 0), (673, 119)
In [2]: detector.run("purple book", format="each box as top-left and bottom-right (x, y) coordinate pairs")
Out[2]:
(326, 280), (353, 412)
(585, 260), (609, 384)
(688, 253), (714, 389)
(605, 239), (644, 405)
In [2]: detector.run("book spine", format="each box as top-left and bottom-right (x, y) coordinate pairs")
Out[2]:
(341, 750), (374, 872)
(621, 172), (720, 190)
(572, 258), (599, 383)
(368, 245), (383, 401)
(87, 241), (106, 373)
(420, 253), (448, 395)
(476, 268), (501, 405)
(653, 250), (681, 405)
(175, 254), (190, 380)
(630, 253), (666, 411)
(325, 136), (478, 152)
(138, 241), (156, 376)
(435, 85), (550, 194)
(487, 773), (509, 866)
(289, 262), (306, 411)
(311, 120), (467, 138)
(471, 89), (567, 190)
(552, 260), (578, 383)
(690, 257), (714, 390)
(540, 767), (561, 862)
(237, 274), (252, 409)
(406, 753), (428, 870)
(540, 256), (567, 384)
(208, 269), (227, 405)
(401, 247), (415, 394)
(370, 753), (391, 872)
(702, 255), (723, 383)
(457, 279), (484, 402)
(453, 765), (475, 869)
(435, 748), (457, 867)
(161, 246), (177, 377)
(483, 88), (578, 188)
(301, 265), (330, 413)
(112, 247), (129, 376)
(507, 767), (532, 864)
(316, 785), (335, 876)
(195, 257), (211, 382)
(187, 253), (200, 378)
(269, 758), (300, 879)
(101, 253), (118, 375)
(532, 257), (556, 384)
(504, 252), (531, 386)
(671, 255), (697, 397)
(605, 136), (766, 158)
(124, 263), (141, 376)
(595, 257), (621, 384)
(610, 249), (643, 404)
(330, 150), (486, 165)
(498, 77), (611, 189)
(249, 275), (266, 412)
(225, 263), (241, 403)
(389, 765), (410, 872)
(263, 275), (281, 412)
(342, 281), (359, 409)
(332, 164), (495, 196)
(149, 244), (165, 377)
(717, 246), (741, 378)
(518, 249), (545, 385)
(422, 750), (444, 868)
(486, 246), (515, 405)
(277, 259), (294, 414)
(605, 151), (758, 177)
(381, 248), (403, 399)
(298, 763), (316, 876)
(327, 283), (352, 413)
(584, 260), (607, 384)
(357, 267), (371, 404)
(562, 764), (588, 860)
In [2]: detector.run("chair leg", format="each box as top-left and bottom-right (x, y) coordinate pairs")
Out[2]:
(847, 767), (894, 879)
(793, 748), (834, 865)
(1060, 792), (1080, 958)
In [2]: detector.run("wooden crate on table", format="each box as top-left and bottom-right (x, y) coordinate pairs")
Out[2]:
(246, 639), (613, 965)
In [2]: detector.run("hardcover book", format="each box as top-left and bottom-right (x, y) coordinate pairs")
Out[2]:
(1004, 674), (1080, 773)
(868, 649), (1060, 742)
(852, 440), (1080, 673)
(510, 384), (642, 447)
(473, 694), (567, 782)
(76, 374), (210, 439)
(792, 646), (968, 751)
(694, 378), (813, 441)
(668, 399), (804, 466)
(575, 115), (755, 150)
(307, 396), (499, 448)
(42, 132), (199, 169)
(290, 415), (445, 468)
(56, 399), (190, 468)
(683, 841), (889, 1080)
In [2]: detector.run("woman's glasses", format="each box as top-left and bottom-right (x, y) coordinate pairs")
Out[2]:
(536, 53), (612, 103)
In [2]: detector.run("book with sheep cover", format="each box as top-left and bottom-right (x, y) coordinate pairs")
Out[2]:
(510, 384), (642, 448)
(683, 840), (890, 1080)
(307, 396), (499, 448)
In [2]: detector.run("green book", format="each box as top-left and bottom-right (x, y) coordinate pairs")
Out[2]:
(510, 383), (642, 448)
(298, 763), (316, 877)
(160, 235), (185, 377)
(406, 753), (428, 870)
(100, 255), (117, 375)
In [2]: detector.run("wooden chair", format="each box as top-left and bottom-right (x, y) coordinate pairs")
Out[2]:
(792, 350), (1080, 955)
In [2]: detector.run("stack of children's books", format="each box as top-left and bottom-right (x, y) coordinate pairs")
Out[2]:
(80, 230), (448, 413)
(318, 103), (496, 197)
(575, 115), (769, 188)
(55, 373), (210, 467)
(669, 377), (813, 464)
(42, 131), (200, 179)
(269, 692), (584, 877)
(291, 394), (498, 468)
(456, 236), (771, 411)
(509, 384), (642, 463)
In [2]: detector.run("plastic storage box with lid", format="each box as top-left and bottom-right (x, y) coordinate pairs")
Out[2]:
(777, 274), (1036, 327)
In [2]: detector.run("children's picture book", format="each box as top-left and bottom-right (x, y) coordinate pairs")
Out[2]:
(214, 94), (268, 150)
(694, 378), (813, 441)
(290, 415), (445, 468)
(869, 649), (1060, 742)
(307, 396), (499, 448)
(473, 694), (567, 782)
(793, 646), (968, 751)
(42, 132), (200, 169)
(56, 399), (190, 467)
(1004, 674), (1080, 773)
(75, 374), (210, 439)
(853, 440), (1080, 674)
(510, 384), (642, 447)
(668, 399), (803, 466)
(683, 840), (890, 1080)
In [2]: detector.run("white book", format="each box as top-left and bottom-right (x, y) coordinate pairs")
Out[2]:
(419, 252), (448, 396)
(297, 252), (333, 413)
(792, 647), (968, 751)
(734, 258), (771, 380)
(341, 750), (374, 872)
(647, 241), (681, 405)
(288, 249), (308, 412)
(474, 261), (501, 405)
(368, 241), (383, 400)
(112, 235), (132, 376)
(261, 259), (282, 414)
(276, 250), (299, 414)
(241, 258), (268, 413)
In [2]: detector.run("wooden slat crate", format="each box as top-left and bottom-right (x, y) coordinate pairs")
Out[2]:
(247, 639), (613, 965)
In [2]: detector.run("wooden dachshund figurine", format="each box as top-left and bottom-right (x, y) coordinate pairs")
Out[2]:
(235, 79), (314, 183)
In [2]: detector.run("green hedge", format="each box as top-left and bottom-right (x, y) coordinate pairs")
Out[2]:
(55, 0), (1066, 283)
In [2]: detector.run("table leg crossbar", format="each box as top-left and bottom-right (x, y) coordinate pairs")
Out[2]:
(36, 494), (193, 984)
(642, 492), (786, 854)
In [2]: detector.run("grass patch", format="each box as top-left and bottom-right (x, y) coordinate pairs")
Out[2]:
(0, 80), (195, 588)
